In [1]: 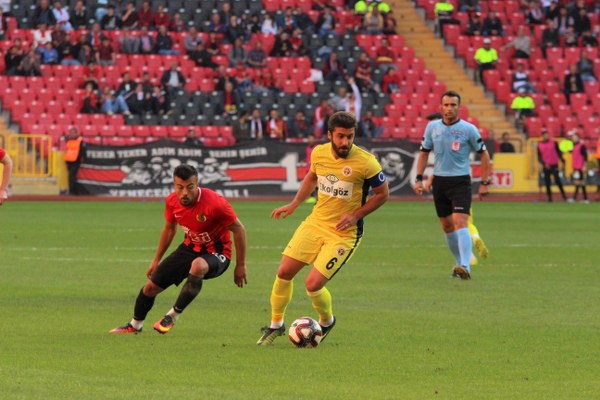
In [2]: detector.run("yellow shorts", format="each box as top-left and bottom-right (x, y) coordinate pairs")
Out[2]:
(282, 220), (361, 280)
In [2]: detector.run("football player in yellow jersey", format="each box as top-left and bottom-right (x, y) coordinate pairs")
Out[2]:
(257, 111), (389, 345)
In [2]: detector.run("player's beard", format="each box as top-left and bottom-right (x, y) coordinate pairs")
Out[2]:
(179, 189), (197, 206)
(332, 142), (352, 159)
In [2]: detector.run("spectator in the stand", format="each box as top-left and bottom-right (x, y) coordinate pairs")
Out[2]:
(86, 23), (107, 49)
(52, 22), (67, 45)
(209, 12), (226, 33)
(368, 0), (392, 15)
(96, 37), (115, 65)
(381, 67), (400, 93)
(277, 7), (297, 34)
(101, 86), (131, 115)
(501, 26), (531, 59)
(577, 49), (596, 82)
(467, 12), (483, 36)
(563, 64), (584, 105)
(474, 38), (497, 84)
(150, 85), (170, 116)
(70, 0), (88, 30)
(364, 6), (384, 35)
(94, 0), (108, 24)
(360, 110), (383, 138)
(382, 12), (398, 35)
(354, 52), (375, 93)
(161, 61), (186, 97)
(330, 85), (348, 111)
(78, 43), (95, 65)
(33, 23), (53, 49)
(434, 0), (459, 38)
(154, 5), (170, 30)
(233, 61), (253, 92)
(341, 77), (363, 121)
(184, 26), (202, 55)
(82, 63), (100, 90)
(184, 128), (202, 147)
(138, 26), (155, 55)
(573, 7), (591, 37)
(155, 24), (179, 55)
(127, 83), (151, 115)
(459, 0), (480, 12)
(316, 8), (337, 37)
(498, 132), (515, 153)
(525, 1), (544, 25)
(31, 0), (56, 28)
(511, 62), (536, 93)
(540, 18), (560, 57)
(248, 108), (265, 139)
(323, 52), (347, 82)
(41, 41), (59, 65)
(226, 15), (245, 45)
(219, 2), (233, 27)
(140, 71), (154, 94)
(261, 13), (278, 35)
(288, 111), (312, 138)
(189, 42), (217, 69)
(121, 1), (139, 29)
(581, 30), (599, 47)
(5, 43), (24, 75)
(375, 36), (396, 72)
(265, 109), (287, 140)
(233, 110), (252, 142)
(21, 49), (42, 76)
(228, 37), (247, 67)
(117, 72), (136, 100)
(554, 7), (574, 37)
(215, 64), (237, 91)
(312, 0), (336, 11)
(218, 81), (241, 117)
(252, 69), (277, 94)
(294, 6), (314, 33)
(511, 87), (535, 126)
(545, 0), (561, 21)
(101, 5), (121, 31)
(289, 28), (308, 56)
(354, 0), (368, 17)
(248, 13), (262, 34)
(81, 82), (99, 113)
(120, 26), (140, 54)
(247, 41), (267, 68)
(564, 26), (578, 47)
(313, 99), (331, 138)
(53, 1), (73, 31)
(271, 31), (292, 56)
(205, 31), (222, 56)
(170, 12), (185, 33)
(482, 10), (503, 37)
(239, 13), (252, 42)
(138, 1), (154, 29)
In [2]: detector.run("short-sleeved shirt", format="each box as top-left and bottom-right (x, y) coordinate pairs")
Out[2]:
(308, 142), (386, 237)
(421, 119), (485, 177)
(0, 147), (5, 160)
(164, 187), (237, 257)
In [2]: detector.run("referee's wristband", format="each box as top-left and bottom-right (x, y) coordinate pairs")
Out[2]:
(415, 174), (423, 182)
(481, 179), (491, 186)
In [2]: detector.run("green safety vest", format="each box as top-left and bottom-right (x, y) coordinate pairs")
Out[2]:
(474, 47), (498, 63)
(511, 96), (535, 110)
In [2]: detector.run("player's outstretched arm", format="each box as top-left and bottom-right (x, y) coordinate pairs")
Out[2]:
(271, 171), (318, 219)
(147, 221), (178, 278)
(228, 218), (248, 288)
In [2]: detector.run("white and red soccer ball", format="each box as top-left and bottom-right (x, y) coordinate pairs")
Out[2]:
(288, 317), (323, 348)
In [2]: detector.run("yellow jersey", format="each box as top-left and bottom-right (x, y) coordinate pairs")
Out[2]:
(307, 143), (386, 236)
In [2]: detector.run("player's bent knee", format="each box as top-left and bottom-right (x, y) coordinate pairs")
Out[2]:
(190, 257), (209, 278)
(143, 280), (163, 297)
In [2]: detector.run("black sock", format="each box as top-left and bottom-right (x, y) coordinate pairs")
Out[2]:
(582, 186), (587, 200)
(173, 274), (203, 313)
(133, 287), (155, 321)
(574, 186), (579, 200)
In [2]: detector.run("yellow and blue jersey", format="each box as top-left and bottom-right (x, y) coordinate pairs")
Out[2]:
(307, 142), (386, 237)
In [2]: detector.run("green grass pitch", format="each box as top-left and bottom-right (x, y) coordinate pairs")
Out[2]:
(1, 199), (599, 399)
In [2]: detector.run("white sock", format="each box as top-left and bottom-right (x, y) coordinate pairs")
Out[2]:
(270, 321), (283, 329)
(320, 316), (334, 327)
(130, 319), (143, 330)
(166, 308), (180, 321)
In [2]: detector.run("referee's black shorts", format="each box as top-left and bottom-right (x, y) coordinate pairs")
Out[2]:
(432, 175), (472, 218)
(151, 244), (231, 289)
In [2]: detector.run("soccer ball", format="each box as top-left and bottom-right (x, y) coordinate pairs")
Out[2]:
(288, 317), (323, 348)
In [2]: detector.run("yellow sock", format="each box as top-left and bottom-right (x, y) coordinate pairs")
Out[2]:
(270, 277), (293, 326)
(307, 287), (333, 325)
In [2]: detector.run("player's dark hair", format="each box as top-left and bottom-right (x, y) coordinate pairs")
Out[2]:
(441, 90), (461, 105)
(174, 164), (198, 181)
(328, 111), (357, 132)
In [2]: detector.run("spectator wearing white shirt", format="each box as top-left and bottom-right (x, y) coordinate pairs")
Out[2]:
(53, 1), (73, 30)
(33, 23), (53, 48)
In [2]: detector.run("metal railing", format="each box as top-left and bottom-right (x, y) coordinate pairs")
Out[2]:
(7, 134), (54, 177)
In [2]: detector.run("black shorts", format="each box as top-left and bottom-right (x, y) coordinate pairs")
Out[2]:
(432, 175), (472, 218)
(150, 244), (231, 289)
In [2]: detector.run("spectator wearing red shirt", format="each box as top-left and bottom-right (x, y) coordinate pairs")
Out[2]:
(266, 109), (287, 140)
(154, 5), (170, 30)
(354, 52), (375, 92)
(110, 164), (248, 335)
(375, 36), (396, 72)
(81, 82), (99, 113)
(137, 1), (154, 29)
(96, 37), (115, 65)
(381, 68), (400, 94)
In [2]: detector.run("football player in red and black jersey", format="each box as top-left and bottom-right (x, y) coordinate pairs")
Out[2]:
(0, 147), (12, 205)
(110, 164), (247, 334)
